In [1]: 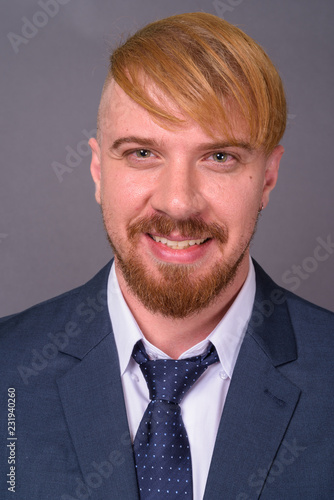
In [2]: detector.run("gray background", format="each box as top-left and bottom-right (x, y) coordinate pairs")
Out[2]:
(1, 0), (333, 317)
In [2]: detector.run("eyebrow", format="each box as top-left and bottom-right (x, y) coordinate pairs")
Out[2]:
(110, 136), (159, 152)
(200, 141), (254, 152)
(110, 136), (254, 153)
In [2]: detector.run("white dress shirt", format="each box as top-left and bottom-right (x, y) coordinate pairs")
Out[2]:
(107, 258), (256, 500)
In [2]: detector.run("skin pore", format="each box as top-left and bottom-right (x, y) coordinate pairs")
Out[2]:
(89, 80), (283, 358)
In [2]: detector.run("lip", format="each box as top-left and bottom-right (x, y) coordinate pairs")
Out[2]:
(148, 231), (209, 242)
(144, 233), (213, 264)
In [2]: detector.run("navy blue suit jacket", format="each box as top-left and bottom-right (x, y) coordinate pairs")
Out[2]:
(1, 260), (333, 499)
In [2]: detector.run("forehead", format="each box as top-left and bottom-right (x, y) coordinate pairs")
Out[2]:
(101, 80), (250, 146)
(104, 80), (184, 126)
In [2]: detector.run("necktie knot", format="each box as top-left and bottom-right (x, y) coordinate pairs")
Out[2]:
(132, 341), (219, 404)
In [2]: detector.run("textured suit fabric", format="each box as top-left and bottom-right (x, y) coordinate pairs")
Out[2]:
(0, 259), (333, 500)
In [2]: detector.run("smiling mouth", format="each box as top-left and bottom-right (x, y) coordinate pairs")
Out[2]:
(149, 234), (210, 250)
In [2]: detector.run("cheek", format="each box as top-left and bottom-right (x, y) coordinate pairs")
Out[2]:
(100, 168), (152, 220)
(206, 175), (262, 222)
(99, 172), (125, 231)
(236, 174), (264, 210)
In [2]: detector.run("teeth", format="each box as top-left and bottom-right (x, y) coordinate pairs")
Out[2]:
(151, 235), (207, 249)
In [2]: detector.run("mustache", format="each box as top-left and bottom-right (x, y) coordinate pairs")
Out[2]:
(127, 214), (228, 244)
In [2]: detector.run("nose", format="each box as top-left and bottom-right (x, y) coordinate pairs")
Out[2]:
(150, 159), (206, 220)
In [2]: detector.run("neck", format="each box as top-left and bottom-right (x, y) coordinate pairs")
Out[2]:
(115, 256), (250, 359)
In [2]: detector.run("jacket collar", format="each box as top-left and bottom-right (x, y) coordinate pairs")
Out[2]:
(59, 258), (297, 367)
(248, 259), (297, 367)
(58, 260), (114, 359)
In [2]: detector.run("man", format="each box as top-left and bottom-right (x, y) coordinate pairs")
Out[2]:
(0, 12), (333, 500)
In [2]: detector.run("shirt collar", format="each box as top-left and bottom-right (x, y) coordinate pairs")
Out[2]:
(107, 257), (255, 379)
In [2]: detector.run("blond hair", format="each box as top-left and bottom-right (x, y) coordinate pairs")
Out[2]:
(99, 12), (286, 154)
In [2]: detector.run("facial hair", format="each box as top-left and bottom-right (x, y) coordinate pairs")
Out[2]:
(102, 211), (259, 319)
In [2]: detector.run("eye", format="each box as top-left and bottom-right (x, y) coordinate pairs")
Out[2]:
(203, 150), (238, 171)
(124, 148), (161, 168)
(134, 149), (153, 158)
(212, 152), (229, 163)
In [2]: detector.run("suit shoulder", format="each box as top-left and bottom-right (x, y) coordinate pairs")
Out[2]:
(285, 293), (334, 365)
(253, 259), (334, 326)
(0, 261), (112, 347)
(253, 259), (334, 360)
(276, 283), (334, 359)
(284, 288), (334, 329)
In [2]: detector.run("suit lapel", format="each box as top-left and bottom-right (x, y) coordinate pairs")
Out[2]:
(57, 335), (139, 499)
(204, 261), (301, 500)
(56, 261), (139, 499)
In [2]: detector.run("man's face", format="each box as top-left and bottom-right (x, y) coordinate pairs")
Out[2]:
(90, 81), (283, 318)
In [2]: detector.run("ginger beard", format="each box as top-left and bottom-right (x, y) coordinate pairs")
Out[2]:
(102, 210), (259, 319)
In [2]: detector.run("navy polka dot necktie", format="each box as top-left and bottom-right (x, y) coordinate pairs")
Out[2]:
(132, 340), (219, 499)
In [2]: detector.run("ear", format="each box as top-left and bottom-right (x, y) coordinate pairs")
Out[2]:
(262, 145), (284, 208)
(89, 138), (102, 205)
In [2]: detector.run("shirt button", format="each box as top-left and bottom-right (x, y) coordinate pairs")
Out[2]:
(219, 371), (228, 380)
(131, 373), (139, 382)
